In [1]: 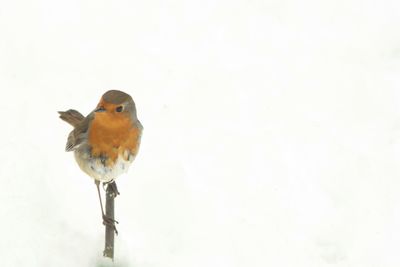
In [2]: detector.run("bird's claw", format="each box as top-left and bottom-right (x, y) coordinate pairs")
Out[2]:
(103, 181), (120, 198)
(103, 214), (119, 235)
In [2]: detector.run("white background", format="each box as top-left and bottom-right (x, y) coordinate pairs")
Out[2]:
(1, 0), (400, 266)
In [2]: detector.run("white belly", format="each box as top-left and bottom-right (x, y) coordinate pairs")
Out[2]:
(74, 151), (135, 182)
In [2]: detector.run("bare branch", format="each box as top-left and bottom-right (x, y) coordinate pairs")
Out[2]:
(103, 182), (117, 259)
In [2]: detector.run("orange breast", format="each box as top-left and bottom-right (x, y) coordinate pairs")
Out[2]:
(88, 112), (141, 166)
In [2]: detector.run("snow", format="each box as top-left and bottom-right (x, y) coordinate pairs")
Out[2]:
(1, 0), (400, 266)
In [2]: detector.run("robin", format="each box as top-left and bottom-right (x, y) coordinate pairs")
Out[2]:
(59, 90), (143, 234)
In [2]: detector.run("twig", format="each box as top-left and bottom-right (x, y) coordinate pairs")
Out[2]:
(103, 183), (116, 259)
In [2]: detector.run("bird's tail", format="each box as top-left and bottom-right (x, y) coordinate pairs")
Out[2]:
(58, 109), (85, 127)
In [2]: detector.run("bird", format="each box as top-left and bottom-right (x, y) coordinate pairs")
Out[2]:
(59, 90), (143, 234)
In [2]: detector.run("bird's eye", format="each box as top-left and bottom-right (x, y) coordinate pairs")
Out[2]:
(116, 106), (123, 112)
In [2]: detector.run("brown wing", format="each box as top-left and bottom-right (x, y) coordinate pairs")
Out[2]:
(63, 112), (94, 152)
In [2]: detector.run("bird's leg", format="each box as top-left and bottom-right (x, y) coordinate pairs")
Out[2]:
(95, 180), (118, 235)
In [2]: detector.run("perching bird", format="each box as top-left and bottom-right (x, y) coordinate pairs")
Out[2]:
(59, 90), (143, 233)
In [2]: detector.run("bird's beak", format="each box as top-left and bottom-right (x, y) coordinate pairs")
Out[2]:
(95, 106), (106, 112)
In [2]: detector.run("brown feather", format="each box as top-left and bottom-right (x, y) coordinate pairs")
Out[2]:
(58, 109), (85, 127)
